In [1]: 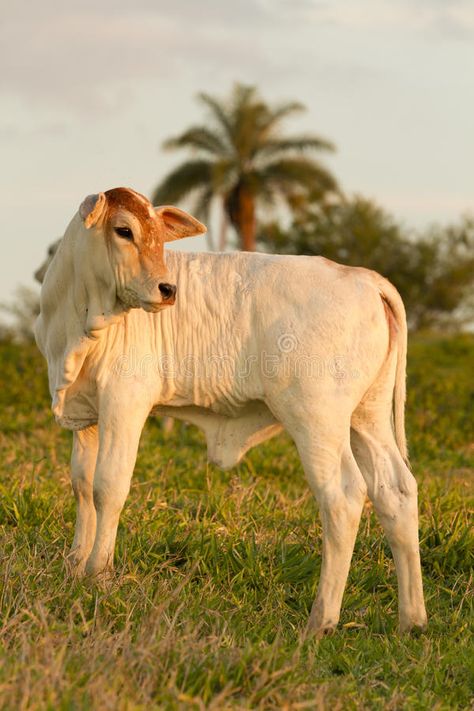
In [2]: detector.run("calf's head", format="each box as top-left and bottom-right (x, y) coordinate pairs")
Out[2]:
(77, 187), (206, 313)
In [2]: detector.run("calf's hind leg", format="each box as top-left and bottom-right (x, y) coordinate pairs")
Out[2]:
(351, 417), (427, 633)
(289, 421), (367, 637)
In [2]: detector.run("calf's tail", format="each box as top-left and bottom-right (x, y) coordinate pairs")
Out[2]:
(376, 277), (409, 463)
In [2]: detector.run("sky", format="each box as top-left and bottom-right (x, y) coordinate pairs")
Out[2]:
(1, 0), (473, 304)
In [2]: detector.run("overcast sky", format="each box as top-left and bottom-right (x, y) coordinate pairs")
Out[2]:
(1, 0), (473, 304)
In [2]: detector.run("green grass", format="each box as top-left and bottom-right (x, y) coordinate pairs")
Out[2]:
(0, 334), (473, 709)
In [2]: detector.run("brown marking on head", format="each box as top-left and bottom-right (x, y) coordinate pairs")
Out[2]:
(104, 187), (161, 253)
(104, 187), (153, 224)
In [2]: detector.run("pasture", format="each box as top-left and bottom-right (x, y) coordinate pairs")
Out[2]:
(0, 333), (472, 709)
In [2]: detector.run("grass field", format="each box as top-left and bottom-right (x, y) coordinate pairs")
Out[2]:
(0, 334), (473, 709)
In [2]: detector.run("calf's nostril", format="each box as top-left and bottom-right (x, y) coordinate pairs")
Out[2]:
(158, 282), (176, 300)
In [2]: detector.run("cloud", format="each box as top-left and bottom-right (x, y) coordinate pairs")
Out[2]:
(0, 121), (68, 139)
(0, 0), (274, 114)
(3, 0), (471, 118)
(276, 0), (474, 39)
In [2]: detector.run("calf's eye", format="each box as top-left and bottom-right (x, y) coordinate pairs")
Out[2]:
(115, 226), (134, 241)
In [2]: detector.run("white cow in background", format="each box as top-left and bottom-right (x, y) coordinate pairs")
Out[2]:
(35, 187), (427, 637)
(34, 239), (61, 285)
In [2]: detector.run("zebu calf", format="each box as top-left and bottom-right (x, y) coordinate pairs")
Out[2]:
(35, 187), (427, 636)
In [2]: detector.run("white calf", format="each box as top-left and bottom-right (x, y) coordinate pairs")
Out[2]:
(35, 188), (427, 636)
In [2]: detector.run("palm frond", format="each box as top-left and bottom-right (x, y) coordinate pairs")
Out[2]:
(224, 84), (267, 159)
(232, 83), (258, 105)
(152, 160), (213, 205)
(257, 101), (305, 136)
(197, 92), (234, 143)
(256, 135), (335, 159)
(258, 157), (338, 197)
(192, 186), (214, 221)
(229, 84), (259, 127)
(164, 126), (229, 156)
(211, 158), (239, 192)
(233, 103), (268, 159)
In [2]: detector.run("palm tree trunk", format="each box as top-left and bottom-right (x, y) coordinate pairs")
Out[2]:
(238, 189), (256, 252)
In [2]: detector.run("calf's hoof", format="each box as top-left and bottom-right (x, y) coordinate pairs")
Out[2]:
(66, 548), (89, 578)
(84, 553), (114, 585)
(400, 618), (428, 636)
(304, 602), (339, 640)
(304, 617), (338, 640)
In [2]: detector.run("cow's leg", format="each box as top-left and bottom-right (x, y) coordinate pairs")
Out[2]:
(288, 422), (367, 637)
(162, 416), (174, 434)
(69, 425), (99, 575)
(351, 422), (427, 633)
(306, 443), (366, 637)
(85, 397), (149, 577)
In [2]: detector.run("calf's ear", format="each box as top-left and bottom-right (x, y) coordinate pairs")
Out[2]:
(79, 193), (107, 228)
(155, 206), (207, 242)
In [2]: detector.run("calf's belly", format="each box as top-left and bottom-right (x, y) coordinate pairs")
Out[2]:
(153, 401), (283, 469)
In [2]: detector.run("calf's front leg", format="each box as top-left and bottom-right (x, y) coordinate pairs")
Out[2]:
(85, 396), (150, 577)
(69, 425), (99, 575)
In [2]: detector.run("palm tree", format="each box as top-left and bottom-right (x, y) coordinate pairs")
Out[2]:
(152, 83), (338, 252)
